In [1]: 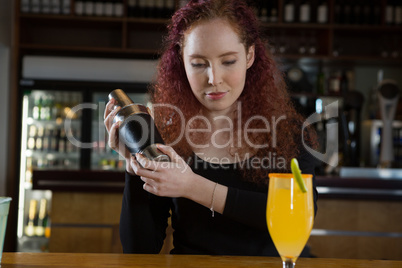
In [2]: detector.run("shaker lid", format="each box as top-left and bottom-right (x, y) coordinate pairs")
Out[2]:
(109, 89), (134, 108)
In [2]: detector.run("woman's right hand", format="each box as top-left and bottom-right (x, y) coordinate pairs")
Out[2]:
(104, 98), (134, 174)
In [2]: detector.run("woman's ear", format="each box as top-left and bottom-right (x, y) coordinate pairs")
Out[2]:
(246, 45), (255, 69)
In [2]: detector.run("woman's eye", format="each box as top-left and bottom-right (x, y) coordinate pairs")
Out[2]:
(191, 63), (206, 68)
(223, 60), (236, 65)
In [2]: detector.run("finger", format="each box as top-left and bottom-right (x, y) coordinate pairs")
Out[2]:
(156, 144), (183, 164)
(108, 121), (121, 150)
(140, 175), (162, 196)
(140, 176), (156, 187)
(135, 153), (160, 171)
(130, 156), (141, 174)
(131, 156), (159, 178)
(143, 182), (157, 195)
(103, 98), (117, 120)
(104, 106), (121, 132)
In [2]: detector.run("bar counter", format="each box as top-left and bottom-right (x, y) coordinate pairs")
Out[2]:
(30, 170), (402, 259)
(2, 253), (402, 268)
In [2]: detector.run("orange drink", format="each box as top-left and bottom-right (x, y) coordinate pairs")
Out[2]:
(266, 173), (314, 267)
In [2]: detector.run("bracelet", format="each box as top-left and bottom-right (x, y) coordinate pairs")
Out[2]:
(210, 182), (218, 217)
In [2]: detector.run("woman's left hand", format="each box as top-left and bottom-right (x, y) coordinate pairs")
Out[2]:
(130, 144), (196, 198)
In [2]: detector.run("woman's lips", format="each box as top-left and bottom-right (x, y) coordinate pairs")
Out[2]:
(206, 92), (227, 100)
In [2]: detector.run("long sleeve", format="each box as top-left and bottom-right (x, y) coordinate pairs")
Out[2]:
(223, 186), (268, 231)
(119, 172), (172, 253)
(222, 149), (318, 231)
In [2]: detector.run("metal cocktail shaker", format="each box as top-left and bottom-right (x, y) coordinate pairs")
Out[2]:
(109, 89), (170, 162)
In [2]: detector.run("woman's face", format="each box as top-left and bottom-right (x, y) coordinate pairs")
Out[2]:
(182, 18), (255, 116)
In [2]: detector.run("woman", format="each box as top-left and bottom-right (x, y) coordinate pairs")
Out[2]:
(104, 0), (318, 256)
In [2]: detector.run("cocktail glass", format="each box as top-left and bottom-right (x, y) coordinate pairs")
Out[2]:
(266, 174), (314, 268)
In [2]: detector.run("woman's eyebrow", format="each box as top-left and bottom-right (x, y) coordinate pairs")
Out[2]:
(189, 51), (239, 58)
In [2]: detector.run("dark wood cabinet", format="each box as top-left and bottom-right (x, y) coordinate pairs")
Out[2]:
(14, 0), (402, 62)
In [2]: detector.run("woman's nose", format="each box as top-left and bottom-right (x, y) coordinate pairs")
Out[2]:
(208, 66), (222, 86)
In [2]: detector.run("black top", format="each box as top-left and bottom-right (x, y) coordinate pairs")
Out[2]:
(120, 148), (318, 256)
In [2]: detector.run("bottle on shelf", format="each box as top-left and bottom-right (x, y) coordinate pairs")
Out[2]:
(352, 0), (362, 24)
(137, 0), (147, 18)
(66, 128), (76, 153)
(27, 125), (37, 151)
(372, 0), (381, 25)
(334, 0), (342, 24)
(113, 0), (124, 17)
(145, 0), (155, 18)
(342, 1), (352, 24)
(71, 92), (82, 119)
(328, 71), (341, 96)
(75, 0), (84, 15)
(385, 0), (395, 25)
(127, 0), (137, 17)
(21, 0), (31, 13)
(317, 0), (328, 24)
(58, 129), (67, 153)
(61, 92), (71, 119)
(40, 95), (51, 121)
(104, 0), (114, 16)
(52, 93), (63, 121)
(36, 126), (44, 151)
(84, 0), (95, 16)
(362, 0), (371, 25)
(165, 0), (175, 18)
(61, 0), (71, 15)
(50, 128), (58, 151)
(51, 0), (61, 14)
(43, 126), (56, 152)
(316, 62), (326, 95)
(41, 0), (51, 13)
(284, 0), (295, 23)
(42, 127), (51, 152)
(94, 0), (105, 16)
(395, 1), (402, 25)
(307, 31), (317, 55)
(31, 0), (41, 13)
(298, 31), (307, 54)
(260, 6), (269, 22)
(32, 95), (42, 120)
(45, 211), (51, 238)
(299, 0), (311, 23)
(270, 2), (278, 23)
(390, 34), (400, 58)
(35, 199), (48, 237)
(25, 199), (38, 237)
(25, 157), (33, 184)
(154, 0), (165, 18)
(37, 156), (50, 169)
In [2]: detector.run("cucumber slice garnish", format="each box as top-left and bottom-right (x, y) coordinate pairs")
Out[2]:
(291, 158), (307, 193)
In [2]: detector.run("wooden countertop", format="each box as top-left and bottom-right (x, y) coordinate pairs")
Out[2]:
(2, 253), (402, 268)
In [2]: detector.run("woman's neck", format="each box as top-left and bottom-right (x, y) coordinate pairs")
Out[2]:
(200, 103), (237, 131)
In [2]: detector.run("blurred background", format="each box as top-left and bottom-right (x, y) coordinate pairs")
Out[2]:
(0, 0), (401, 260)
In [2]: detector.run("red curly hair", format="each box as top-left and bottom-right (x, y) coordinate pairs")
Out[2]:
(150, 0), (317, 184)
